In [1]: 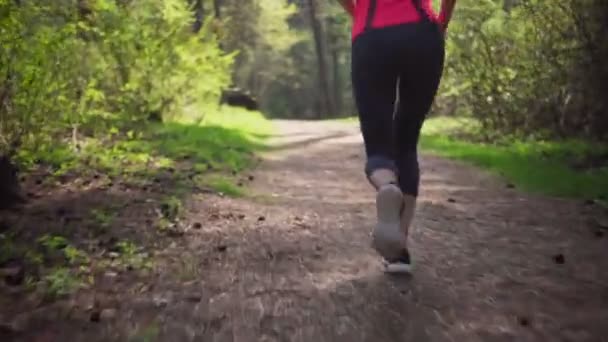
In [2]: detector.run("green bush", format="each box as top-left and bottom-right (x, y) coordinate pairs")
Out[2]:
(0, 0), (233, 159)
(435, 0), (607, 142)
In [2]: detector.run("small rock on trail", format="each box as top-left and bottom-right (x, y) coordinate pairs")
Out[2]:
(552, 254), (565, 265)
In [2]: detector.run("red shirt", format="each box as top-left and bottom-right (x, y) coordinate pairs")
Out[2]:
(352, 0), (439, 40)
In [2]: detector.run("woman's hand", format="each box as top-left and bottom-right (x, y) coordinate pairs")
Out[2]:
(438, 0), (457, 32)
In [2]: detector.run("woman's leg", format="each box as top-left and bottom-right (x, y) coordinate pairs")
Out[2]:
(351, 35), (405, 260)
(393, 23), (445, 251)
(351, 41), (399, 188)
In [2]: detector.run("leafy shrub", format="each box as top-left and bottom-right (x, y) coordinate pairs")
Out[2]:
(0, 0), (233, 159)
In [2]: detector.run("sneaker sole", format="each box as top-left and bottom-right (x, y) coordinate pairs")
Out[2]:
(372, 184), (404, 259)
(384, 262), (413, 274)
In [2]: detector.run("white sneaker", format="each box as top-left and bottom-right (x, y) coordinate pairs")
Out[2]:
(383, 249), (413, 274)
(372, 183), (404, 260)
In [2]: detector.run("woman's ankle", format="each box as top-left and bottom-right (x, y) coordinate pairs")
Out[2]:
(400, 194), (417, 237)
(369, 169), (398, 190)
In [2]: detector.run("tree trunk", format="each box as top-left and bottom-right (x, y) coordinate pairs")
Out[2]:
(326, 16), (343, 116)
(331, 46), (342, 116)
(213, 0), (222, 18)
(503, 0), (519, 12)
(306, 0), (335, 119)
(191, 0), (204, 33)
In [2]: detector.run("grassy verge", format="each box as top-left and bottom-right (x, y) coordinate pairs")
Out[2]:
(419, 116), (608, 201)
(0, 106), (272, 301)
(17, 107), (272, 195)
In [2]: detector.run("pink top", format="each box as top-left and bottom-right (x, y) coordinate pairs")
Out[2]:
(352, 0), (440, 40)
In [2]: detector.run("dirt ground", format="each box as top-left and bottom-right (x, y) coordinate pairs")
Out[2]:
(2, 120), (608, 342)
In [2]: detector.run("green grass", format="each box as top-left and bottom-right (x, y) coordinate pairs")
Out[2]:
(17, 107), (272, 192)
(419, 116), (608, 200)
(201, 107), (274, 139)
(197, 174), (244, 197)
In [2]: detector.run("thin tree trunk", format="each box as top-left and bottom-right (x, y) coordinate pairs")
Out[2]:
(213, 0), (222, 18)
(327, 16), (343, 116)
(307, 0), (335, 118)
(191, 0), (204, 33)
(331, 47), (342, 116)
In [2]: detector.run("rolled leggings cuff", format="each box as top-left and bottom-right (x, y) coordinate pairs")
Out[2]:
(364, 156), (397, 177)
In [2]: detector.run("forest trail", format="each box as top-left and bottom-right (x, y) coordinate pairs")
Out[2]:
(11, 120), (608, 342)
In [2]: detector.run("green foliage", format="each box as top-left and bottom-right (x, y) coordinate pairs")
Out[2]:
(140, 108), (270, 176)
(37, 234), (69, 251)
(436, 0), (608, 141)
(420, 117), (608, 199)
(2, 232), (95, 296)
(115, 240), (151, 270)
(1, 0), (233, 158)
(196, 174), (243, 197)
(2, 232), (41, 267)
(63, 245), (89, 265)
(160, 196), (182, 221)
(1, 0), (279, 180)
(90, 208), (116, 233)
(156, 217), (172, 233)
(47, 107), (266, 179)
(116, 240), (138, 255)
(38, 234), (89, 265)
(44, 267), (83, 298)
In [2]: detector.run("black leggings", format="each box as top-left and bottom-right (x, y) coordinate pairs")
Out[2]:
(351, 20), (445, 197)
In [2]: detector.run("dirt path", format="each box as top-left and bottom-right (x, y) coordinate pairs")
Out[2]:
(11, 120), (608, 342)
